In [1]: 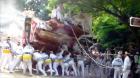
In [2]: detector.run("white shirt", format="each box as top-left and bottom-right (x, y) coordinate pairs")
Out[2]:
(112, 57), (123, 67)
(23, 44), (34, 54)
(50, 53), (57, 59)
(56, 51), (64, 59)
(57, 53), (63, 59)
(64, 54), (71, 61)
(123, 56), (131, 71)
(33, 52), (48, 61)
(51, 6), (63, 22)
(2, 41), (16, 52)
(41, 53), (48, 59)
(3, 41), (11, 49)
(56, 6), (63, 21)
(33, 52), (42, 60)
(15, 45), (23, 55)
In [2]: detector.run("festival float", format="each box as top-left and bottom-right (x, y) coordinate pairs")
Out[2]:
(23, 16), (86, 52)
(21, 3), (96, 53)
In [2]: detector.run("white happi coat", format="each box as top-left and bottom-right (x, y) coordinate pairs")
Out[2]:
(15, 45), (23, 55)
(50, 53), (57, 60)
(22, 44), (34, 75)
(9, 44), (23, 72)
(23, 44), (34, 54)
(2, 41), (16, 51)
(33, 52), (48, 76)
(0, 41), (15, 70)
(33, 52), (48, 61)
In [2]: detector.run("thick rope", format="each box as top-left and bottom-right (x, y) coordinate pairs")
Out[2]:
(69, 25), (114, 69)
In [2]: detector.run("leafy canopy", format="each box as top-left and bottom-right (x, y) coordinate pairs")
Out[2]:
(93, 13), (128, 47)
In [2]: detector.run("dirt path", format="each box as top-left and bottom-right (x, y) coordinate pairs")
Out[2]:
(0, 69), (93, 78)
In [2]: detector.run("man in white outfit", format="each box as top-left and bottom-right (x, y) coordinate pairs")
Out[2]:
(33, 50), (47, 76)
(112, 52), (123, 78)
(1, 37), (13, 71)
(122, 51), (131, 78)
(43, 51), (54, 76)
(53, 49), (64, 76)
(9, 42), (23, 73)
(22, 43), (34, 75)
(50, 51), (57, 60)
(63, 53), (77, 76)
(51, 4), (64, 22)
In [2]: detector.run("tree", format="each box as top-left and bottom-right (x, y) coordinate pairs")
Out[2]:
(16, 0), (49, 20)
(93, 13), (129, 47)
(56, 0), (140, 48)
(58, 0), (140, 25)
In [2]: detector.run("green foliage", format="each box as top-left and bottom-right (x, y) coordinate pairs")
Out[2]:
(47, 0), (58, 11)
(46, 0), (82, 16)
(93, 14), (128, 48)
(56, 0), (140, 48)
(58, 0), (140, 24)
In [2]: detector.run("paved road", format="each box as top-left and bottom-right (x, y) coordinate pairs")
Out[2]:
(0, 70), (93, 78)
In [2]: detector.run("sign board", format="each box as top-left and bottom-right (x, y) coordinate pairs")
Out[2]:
(130, 17), (140, 27)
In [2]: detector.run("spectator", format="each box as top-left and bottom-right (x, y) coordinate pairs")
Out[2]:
(122, 51), (132, 78)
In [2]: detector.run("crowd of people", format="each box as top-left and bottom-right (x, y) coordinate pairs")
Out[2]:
(90, 46), (140, 78)
(0, 36), (140, 78)
(0, 36), (84, 77)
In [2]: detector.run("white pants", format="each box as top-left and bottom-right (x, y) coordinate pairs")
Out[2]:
(1, 53), (12, 71)
(9, 55), (22, 72)
(63, 62), (70, 76)
(22, 60), (32, 75)
(122, 70), (130, 78)
(43, 62), (53, 76)
(63, 60), (77, 76)
(36, 60), (47, 76)
(53, 62), (64, 76)
(77, 60), (85, 77)
(114, 67), (122, 78)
